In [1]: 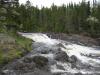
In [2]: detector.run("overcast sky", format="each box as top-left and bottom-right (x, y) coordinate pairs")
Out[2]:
(19, 0), (98, 8)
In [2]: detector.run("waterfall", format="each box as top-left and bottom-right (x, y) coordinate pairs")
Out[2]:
(2, 32), (100, 75)
(21, 33), (100, 74)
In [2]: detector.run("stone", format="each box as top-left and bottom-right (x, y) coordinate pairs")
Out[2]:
(32, 56), (48, 68)
(70, 55), (78, 63)
(75, 72), (83, 75)
(55, 50), (69, 62)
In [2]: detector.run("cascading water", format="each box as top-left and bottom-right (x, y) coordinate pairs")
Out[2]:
(1, 33), (100, 75)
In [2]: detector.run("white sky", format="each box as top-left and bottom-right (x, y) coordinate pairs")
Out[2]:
(19, 0), (97, 8)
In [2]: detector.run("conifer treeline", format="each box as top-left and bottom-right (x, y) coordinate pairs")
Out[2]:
(0, 0), (100, 37)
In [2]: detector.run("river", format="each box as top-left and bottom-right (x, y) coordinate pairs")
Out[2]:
(1, 33), (100, 75)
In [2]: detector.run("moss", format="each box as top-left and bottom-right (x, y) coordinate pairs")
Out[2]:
(0, 46), (21, 64)
(9, 32), (32, 51)
(0, 33), (32, 65)
(15, 36), (32, 52)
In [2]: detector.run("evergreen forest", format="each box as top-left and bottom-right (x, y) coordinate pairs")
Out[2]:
(0, 0), (100, 37)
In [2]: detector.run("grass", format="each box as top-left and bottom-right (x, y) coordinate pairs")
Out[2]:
(0, 47), (22, 64)
(14, 34), (32, 52)
(0, 32), (32, 65)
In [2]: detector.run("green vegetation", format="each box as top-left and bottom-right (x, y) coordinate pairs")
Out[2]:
(15, 35), (32, 52)
(0, 33), (32, 65)
(0, 0), (100, 37)
(0, 0), (33, 65)
(0, 0), (100, 65)
(9, 32), (32, 51)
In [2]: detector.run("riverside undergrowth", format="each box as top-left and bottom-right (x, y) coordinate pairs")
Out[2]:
(0, 32), (32, 66)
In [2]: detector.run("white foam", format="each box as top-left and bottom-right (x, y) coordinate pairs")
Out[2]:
(40, 53), (54, 59)
(51, 62), (100, 74)
(20, 32), (100, 66)
(20, 32), (100, 74)
(20, 33), (59, 45)
(62, 43), (100, 66)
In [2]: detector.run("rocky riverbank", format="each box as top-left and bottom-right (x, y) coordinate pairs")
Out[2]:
(0, 33), (32, 69)
(0, 33), (100, 75)
(46, 33), (100, 46)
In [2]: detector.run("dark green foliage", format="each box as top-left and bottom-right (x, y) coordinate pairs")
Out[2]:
(0, 0), (100, 37)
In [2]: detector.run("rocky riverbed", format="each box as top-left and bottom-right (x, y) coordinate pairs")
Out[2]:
(0, 33), (100, 75)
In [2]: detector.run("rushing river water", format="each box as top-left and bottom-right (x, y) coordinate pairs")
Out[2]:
(1, 33), (100, 75)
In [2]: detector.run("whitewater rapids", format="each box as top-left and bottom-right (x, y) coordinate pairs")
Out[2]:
(2, 32), (100, 75)
(19, 33), (100, 74)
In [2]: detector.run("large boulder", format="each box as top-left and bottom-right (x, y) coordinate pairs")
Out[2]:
(32, 56), (48, 68)
(54, 49), (69, 62)
(14, 62), (35, 73)
(70, 55), (78, 63)
(23, 56), (49, 69)
(1, 56), (49, 75)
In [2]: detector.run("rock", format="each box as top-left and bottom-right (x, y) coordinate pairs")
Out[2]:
(75, 72), (83, 75)
(71, 63), (77, 68)
(70, 55), (78, 63)
(1, 56), (49, 74)
(53, 73), (62, 75)
(23, 57), (33, 63)
(23, 70), (53, 75)
(41, 50), (49, 54)
(56, 65), (65, 70)
(32, 56), (48, 68)
(13, 62), (35, 73)
(57, 43), (66, 49)
(55, 50), (69, 62)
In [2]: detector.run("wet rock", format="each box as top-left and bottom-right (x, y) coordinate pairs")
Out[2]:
(1, 70), (16, 75)
(71, 63), (77, 68)
(41, 50), (49, 54)
(49, 60), (57, 65)
(23, 70), (53, 75)
(1, 56), (49, 74)
(70, 55), (78, 63)
(75, 72), (83, 75)
(23, 57), (33, 63)
(14, 62), (35, 72)
(54, 50), (69, 62)
(56, 65), (65, 70)
(32, 56), (48, 68)
(53, 73), (62, 75)
(57, 43), (66, 49)
(69, 55), (79, 68)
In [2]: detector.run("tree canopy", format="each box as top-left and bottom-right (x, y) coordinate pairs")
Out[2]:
(0, 0), (100, 37)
